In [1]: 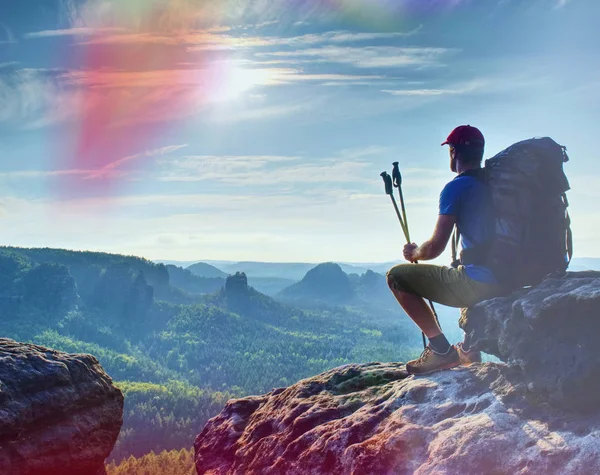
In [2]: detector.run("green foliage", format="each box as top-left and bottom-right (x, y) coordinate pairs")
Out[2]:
(106, 448), (195, 475)
(111, 380), (232, 460)
(0, 247), (424, 466)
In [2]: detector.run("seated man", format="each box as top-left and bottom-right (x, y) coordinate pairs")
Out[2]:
(387, 125), (504, 375)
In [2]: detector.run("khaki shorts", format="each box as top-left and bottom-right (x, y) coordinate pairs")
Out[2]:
(386, 263), (503, 309)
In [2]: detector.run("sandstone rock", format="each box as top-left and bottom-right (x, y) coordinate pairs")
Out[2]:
(460, 272), (600, 410)
(195, 362), (600, 475)
(225, 272), (249, 294)
(0, 339), (124, 475)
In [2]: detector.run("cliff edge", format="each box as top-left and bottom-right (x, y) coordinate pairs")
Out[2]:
(195, 272), (600, 475)
(0, 339), (124, 475)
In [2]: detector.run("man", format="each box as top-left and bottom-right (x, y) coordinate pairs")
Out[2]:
(386, 125), (504, 375)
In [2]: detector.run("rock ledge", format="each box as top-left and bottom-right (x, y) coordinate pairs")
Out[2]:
(0, 338), (124, 475)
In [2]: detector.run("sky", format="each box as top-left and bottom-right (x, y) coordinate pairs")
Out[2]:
(0, 0), (598, 264)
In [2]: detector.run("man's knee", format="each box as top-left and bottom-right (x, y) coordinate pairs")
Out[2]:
(387, 264), (413, 292)
(387, 272), (411, 298)
(386, 272), (396, 290)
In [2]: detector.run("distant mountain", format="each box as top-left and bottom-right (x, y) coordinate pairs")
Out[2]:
(166, 265), (224, 295)
(246, 277), (297, 296)
(353, 270), (392, 301)
(218, 261), (384, 281)
(569, 258), (600, 272)
(154, 259), (200, 267)
(218, 262), (317, 281)
(156, 258), (600, 280)
(186, 262), (228, 278)
(279, 263), (355, 305)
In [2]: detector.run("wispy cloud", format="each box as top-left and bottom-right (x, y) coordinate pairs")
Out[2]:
(381, 81), (481, 96)
(0, 144), (188, 181)
(0, 24), (16, 44)
(77, 28), (421, 49)
(87, 144), (189, 179)
(256, 46), (455, 68)
(155, 150), (379, 185)
(59, 66), (384, 89)
(0, 68), (80, 127)
(555, 0), (572, 8)
(24, 27), (124, 39)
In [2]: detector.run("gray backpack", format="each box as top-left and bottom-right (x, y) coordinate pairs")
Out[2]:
(453, 137), (572, 288)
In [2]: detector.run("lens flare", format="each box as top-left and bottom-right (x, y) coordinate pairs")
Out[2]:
(55, 0), (456, 196)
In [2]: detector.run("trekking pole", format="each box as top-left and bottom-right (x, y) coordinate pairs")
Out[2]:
(392, 162), (443, 334)
(381, 171), (427, 348)
(392, 162), (410, 242)
(382, 166), (443, 349)
(380, 172), (410, 243)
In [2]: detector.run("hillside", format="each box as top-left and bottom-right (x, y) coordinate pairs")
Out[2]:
(186, 262), (228, 278)
(279, 262), (355, 305)
(0, 246), (423, 462)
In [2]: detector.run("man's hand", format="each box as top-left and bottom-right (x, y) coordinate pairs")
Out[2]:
(406, 215), (456, 262)
(403, 243), (419, 263)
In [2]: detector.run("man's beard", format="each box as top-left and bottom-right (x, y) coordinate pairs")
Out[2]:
(450, 157), (457, 173)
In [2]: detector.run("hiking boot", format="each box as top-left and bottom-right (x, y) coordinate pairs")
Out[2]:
(406, 345), (460, 375)
(456, 342), (482, 365)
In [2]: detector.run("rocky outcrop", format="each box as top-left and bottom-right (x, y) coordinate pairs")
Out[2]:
(195, 273), (600, 474)
(0, 339), (124, 475)
(195, 362), (600, 474)
(460, 271), (600, 410)
(225, 272), (249, 294)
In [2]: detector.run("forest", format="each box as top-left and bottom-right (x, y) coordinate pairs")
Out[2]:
(0, 246), (438, 463)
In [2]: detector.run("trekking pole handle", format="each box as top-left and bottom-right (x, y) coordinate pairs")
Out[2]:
(380, 172), (394, 196)
(392, 162), (402, 188)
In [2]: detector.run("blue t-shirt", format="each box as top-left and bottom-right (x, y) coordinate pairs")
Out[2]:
(439, 172), (497, 284)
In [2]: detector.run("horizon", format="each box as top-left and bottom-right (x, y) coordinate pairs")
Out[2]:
(1, 1), (598, 262)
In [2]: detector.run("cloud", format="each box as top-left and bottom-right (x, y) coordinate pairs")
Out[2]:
(0, 24), (16, 44)
(382, 88), (459, 96)
(187, 29), (422, 50)
(0, 144), (188, 181)
(86, 144), (189, 179)
(206, 98), (318, 123)
(63, 0), (433, 33)
(78, 29), (420, 49)
(24, 27), (124, 39)
(0, 68), (81, 127)
(256, 46), (455, 68)
(59, 66), (384, 90)
(155, 151), (378, 185)
(381, 81), (482, 96)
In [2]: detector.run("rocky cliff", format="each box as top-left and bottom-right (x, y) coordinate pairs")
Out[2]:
(195, 272), (600, 474)
(0, 339), (124, 475)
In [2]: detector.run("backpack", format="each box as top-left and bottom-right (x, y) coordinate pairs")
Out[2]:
(453, 137), (572, 288)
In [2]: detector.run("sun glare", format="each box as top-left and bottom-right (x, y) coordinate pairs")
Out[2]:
(210, 64), (276, 103)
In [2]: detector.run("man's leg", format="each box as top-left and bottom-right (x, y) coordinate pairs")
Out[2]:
(386, 274), (452, 355)
(386, 263), (503, 373)
(387, 274), (442, 338)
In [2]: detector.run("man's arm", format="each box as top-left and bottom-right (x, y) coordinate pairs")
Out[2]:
(411, 215), (456, 261)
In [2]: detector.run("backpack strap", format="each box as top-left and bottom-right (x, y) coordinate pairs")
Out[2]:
(563, 193), (573, 263)
(566, 211), (573, 263)
(451, 225), (461, 268)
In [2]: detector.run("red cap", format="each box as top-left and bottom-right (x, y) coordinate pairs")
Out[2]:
(441, 125), (485, 147)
